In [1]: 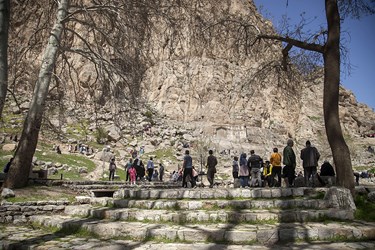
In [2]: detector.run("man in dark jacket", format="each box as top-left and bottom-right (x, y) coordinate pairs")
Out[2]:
(300, 140), (320, 187)
(206, 150), (218, 188)
(248, 150), (263, 187)
(283, 139), (296, 187)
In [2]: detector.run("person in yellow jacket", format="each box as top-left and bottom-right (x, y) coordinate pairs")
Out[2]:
(270, 147), (282, 187)
(263, 161), (273, 187)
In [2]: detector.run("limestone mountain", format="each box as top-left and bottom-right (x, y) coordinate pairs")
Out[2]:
(6, 0), (375, 169)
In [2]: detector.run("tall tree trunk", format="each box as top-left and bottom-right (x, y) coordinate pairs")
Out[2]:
(4, 0), (69, 189)
(0, 0), (10, 119)
(323, 0), (354, 192)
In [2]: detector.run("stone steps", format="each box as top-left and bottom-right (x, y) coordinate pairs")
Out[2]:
(111, 198), (331, 210)
(29, 215), (375, 245)
(114, 187), (324, 199)
(3, 224), (375, 250)
(65, 205), (353, 223)
(27, 186), (374, 245)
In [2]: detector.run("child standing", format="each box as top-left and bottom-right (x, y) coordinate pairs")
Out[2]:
(128, 166), (137, 185)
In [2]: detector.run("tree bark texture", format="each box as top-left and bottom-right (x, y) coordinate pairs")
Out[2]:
(323, 0), (354, 191)
(4, 0), (69, 189)
(0, 0), (10, 119)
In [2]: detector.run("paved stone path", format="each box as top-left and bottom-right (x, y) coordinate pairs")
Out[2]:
(1, 225), (375, 250)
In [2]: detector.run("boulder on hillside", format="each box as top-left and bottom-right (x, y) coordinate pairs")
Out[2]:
(79, 167), (88, 174)
(144, 144), (156, 154)
(2, 144), (16, 152)
(20, 101), (30, 110)
(324, 187), (356, 210)
(183, 134), (194, 141)
(129, 140), (138, 147)
(97, 150), (114, 162)
(48, 167), (58, 175)
(1, 188), (15, 198)
(106, 124), (121, 142)
(368, 191), (375, 203)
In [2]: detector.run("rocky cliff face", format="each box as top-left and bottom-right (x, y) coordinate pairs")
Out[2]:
(137, 0), (375, 166)
(6, 0), (375, 169)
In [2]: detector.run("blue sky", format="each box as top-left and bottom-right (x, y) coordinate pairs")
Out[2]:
(253, 0), (375, 110)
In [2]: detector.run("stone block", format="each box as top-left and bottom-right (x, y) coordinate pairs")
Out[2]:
(261, 189), (272, 198)
(240, 189), (252, 198)
(113, 199), (129, 208)
(225, 230), (256, 243)
(292, 187), (305, 196)
(214, 189), (230, 199)
(270, 188), (282, 198)
(76, 196), (91, 204)
(139, 190), (150, 199)
(257, 229), (279, 244)
(324, 187), (356, 210)
(281, 188), (292, 197)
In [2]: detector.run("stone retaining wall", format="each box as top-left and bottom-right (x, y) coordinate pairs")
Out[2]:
(0, 200), (70, 224)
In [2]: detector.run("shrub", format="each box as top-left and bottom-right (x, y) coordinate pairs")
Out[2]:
(95, 127), (108, 144)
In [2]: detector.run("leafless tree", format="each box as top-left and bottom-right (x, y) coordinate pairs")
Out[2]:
(254, 0), (374, 192)
(0, 0), (10, 119)
(3, 0), (185, 188)
(4, 0), (69, 188)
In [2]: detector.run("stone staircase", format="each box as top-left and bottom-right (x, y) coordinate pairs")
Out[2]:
(29, 185), (375, 246)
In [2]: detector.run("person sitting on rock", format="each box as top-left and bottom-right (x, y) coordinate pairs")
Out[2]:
(262, 161), (273, 187)
(317, 160), (335, 186)
(152, 169), (159, 181)
(3, 157), (14, 173)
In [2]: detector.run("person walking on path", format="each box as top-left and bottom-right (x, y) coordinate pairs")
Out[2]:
(283, 139), (296, 187)
(108, 158), (116, 181)
(270, 147), (282, 187)
(206, 150), (218, 188)
(300, 140), (320, 187)
(182, 150), (195, 188)
(248, 150), (263, 187)
(146, 157), (154, 182)
(159, 163), (165, 182)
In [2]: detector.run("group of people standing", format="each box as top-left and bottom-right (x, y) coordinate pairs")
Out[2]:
(108, 138), (331, 188)
(180, 149), (218, 188)
(108, 156), (165, 184)
(232, 139), (323, 188)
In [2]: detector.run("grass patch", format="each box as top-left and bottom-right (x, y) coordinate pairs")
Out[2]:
(310, 191), (326, 199)
(308, 116), (321, 122)
(3, 185), (77, 203)
(145, 148), (176, 161)
(32, 151), (96, 180)
(354, 194), (375, 222)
